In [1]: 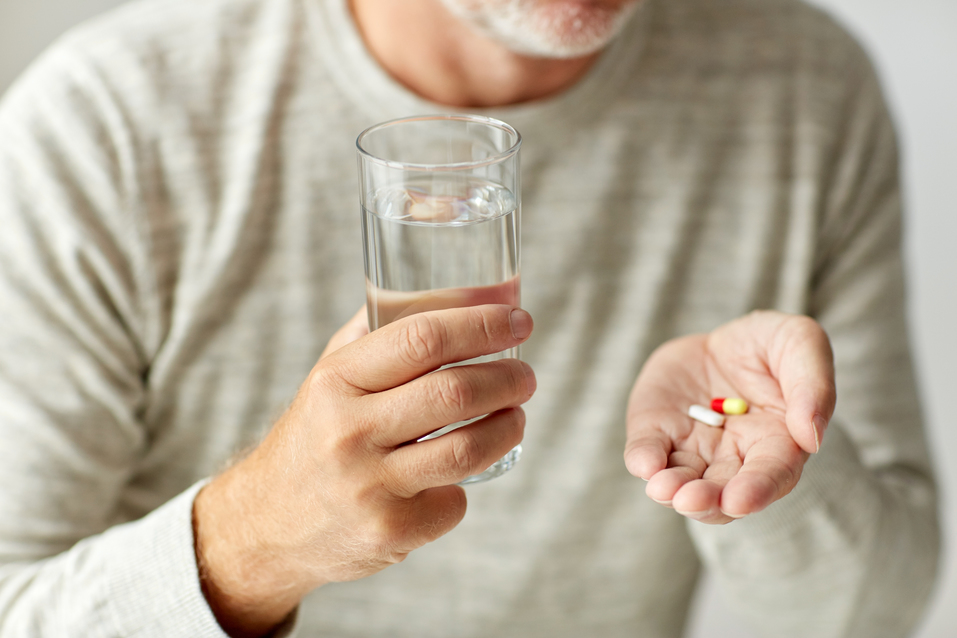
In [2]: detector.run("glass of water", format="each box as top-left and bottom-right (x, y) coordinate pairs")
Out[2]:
(356, 114), (522, 484)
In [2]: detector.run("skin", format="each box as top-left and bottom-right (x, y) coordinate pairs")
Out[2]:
(349, 0), (640, 107)
(624, 311), (835, 524)
(193, 1), (837, 636)
(438, 0), (642, 58)
(194, 306), (536, 636)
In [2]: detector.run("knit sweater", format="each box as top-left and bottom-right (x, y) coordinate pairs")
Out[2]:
(0, 0), (938, 636)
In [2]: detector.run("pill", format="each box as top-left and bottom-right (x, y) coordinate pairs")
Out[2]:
(409, 196), (456, 222)
(710, 397), (749, 415)
(688, 404), (725, 427)
(409, 202), (440, 221)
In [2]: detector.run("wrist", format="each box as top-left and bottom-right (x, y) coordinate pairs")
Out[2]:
(192, 459), (311, 637)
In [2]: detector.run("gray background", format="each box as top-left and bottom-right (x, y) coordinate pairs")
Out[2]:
(1, 0), (954, 636)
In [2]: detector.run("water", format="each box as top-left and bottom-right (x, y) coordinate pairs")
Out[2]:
(362, 177), (520, 331)
(361, 177), (524, 481)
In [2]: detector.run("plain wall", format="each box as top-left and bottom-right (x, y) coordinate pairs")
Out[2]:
(2, 1), (955, 637)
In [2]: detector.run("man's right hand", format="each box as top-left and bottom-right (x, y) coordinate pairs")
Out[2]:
(192, 305), (536, 638)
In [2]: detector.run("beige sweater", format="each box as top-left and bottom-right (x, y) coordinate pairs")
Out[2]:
(0, 0), (939, 636)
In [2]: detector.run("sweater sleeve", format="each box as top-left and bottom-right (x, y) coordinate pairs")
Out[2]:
(0, 35), (297, 638)
(0, 482), (227, 637)
(685, 41), (940, 638)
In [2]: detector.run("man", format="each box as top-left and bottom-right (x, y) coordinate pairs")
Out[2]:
(0, 0), (939, 636)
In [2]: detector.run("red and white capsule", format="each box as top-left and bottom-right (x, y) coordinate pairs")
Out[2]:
(711, 397), (749, 415)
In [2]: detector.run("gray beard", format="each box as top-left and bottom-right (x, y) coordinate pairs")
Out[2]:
(438, 0), (642, 59)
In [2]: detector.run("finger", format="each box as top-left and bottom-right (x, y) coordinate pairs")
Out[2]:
(623, 429), (673, 480)
(624, 398), (704, 481)
(370, 280), (521, 323)
(367, 358), (535, 447)
(672, 480), (733, 524)
(623, 338), (708, 479)
(321, 306), (370, 359)
(403, 485), (468, 546)
(719, 437), (807, 518)
(668, 451), (744, 524)
(644, 451), (707, 505)
(771, 315), (836, 454)
(326, 305), (533, 393)
(383, 407), (526, 497)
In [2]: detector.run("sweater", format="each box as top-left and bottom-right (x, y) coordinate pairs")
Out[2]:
(0, 0), (938, 636)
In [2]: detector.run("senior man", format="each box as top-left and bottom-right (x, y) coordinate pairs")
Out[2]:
(0, 0), (939, 636)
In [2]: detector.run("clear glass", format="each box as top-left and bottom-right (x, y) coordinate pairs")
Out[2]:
(357, 115), (522, 484)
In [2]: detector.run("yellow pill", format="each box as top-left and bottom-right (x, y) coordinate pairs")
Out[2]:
(711, 397), (749, 415)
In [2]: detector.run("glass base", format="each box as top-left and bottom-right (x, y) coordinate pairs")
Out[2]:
(458, 444), (522, 485)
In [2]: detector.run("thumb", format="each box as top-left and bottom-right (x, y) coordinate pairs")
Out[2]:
(321, 306), (370, 359)
(772, 314), (837, 453)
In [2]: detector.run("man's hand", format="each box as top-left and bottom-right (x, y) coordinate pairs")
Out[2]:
(623, 310), (835, 525)
(193, 305), (536, 637)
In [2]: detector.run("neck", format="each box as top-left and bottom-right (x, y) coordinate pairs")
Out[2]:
(348, 0), (601, 108)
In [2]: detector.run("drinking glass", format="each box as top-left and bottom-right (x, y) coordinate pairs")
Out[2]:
(357, 114), (522, 484)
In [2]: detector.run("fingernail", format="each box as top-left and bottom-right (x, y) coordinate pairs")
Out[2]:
(521, 361), (537, 396)
(675, 509), (711, 521)
(721, 509), (747, 520)
(811, 414), (828, 453)
(509, 309), (532, 340)
(651, 498), (672, 506)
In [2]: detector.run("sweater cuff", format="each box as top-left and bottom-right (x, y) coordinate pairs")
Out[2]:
(102, 480), (228, 636)
(99, 480), (302, 637)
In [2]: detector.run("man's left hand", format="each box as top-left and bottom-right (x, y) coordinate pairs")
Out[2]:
(624, 311), (836, 524)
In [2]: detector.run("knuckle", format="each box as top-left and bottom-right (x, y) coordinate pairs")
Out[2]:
(328, 426), (364, 458)
(369, 507), (409, 543)
(398, 315), (444, 366)
(473, 307), (497, 348)
(316, 416), (371, 465)
(292, 372), (369, 462)
(432, 373), (472, 417)
(305, 364), (337, 398)
(449, 429), (482, 478)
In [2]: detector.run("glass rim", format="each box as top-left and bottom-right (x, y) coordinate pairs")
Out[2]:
(356, 114), (522, 172)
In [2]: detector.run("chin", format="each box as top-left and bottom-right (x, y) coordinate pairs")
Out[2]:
(443, 0), (642, 59)
(526, 0), (640, 57)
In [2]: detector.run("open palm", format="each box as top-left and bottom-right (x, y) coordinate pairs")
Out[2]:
(624, 311), (836, 524)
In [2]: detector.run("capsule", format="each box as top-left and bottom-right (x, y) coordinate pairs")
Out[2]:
(409, 202), (441, 221)
(710, 397), (749, 415)
(688, 404), (725, 427)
